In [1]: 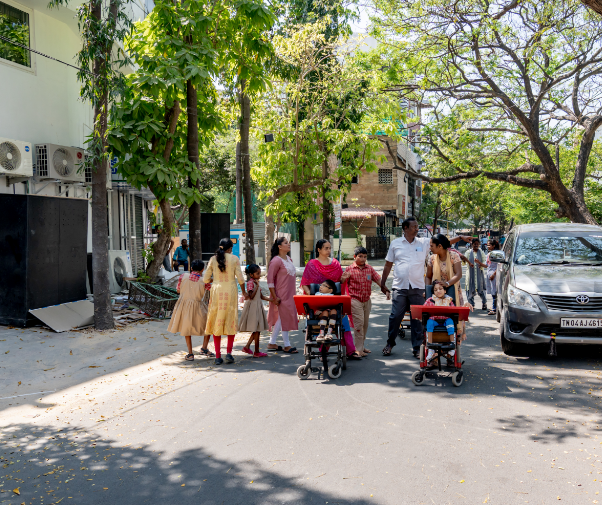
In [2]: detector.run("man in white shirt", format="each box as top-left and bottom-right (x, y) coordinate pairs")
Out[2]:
(380, 217), (468, 358)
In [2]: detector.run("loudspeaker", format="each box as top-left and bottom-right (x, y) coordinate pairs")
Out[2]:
(201, 213), (230, 261)
(0, 194), (88, 326)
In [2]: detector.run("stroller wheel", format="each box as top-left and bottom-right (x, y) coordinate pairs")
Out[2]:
(327, 364), (342, 379)
(411, 371), (425, 386)
(297, 365), (310, 380)
(451, 371), (464, 387)
(398, 328), (406, 339)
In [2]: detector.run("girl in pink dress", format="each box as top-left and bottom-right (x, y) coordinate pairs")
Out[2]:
(267, 238), (299, 353)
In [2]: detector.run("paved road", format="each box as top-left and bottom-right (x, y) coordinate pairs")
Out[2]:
(2, 292), (602, 504)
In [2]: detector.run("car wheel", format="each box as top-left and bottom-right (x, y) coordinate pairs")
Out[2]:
(500, 313), (528, 357)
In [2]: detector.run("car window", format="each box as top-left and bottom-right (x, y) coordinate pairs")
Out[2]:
(514, 233), (602, 265)
(503, 233), (515, 259)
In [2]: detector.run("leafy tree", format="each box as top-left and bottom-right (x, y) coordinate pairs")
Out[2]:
(110, 0), (272, 276)
(49, 0), (132, 329)
(371, 0), (602, 224)
(253, 20), (398, 259)
(218, 3), (274, 265)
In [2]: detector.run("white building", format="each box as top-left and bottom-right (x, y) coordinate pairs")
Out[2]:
(0, 0), (155, 276)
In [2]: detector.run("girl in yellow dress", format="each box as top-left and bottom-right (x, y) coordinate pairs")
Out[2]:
(203, 238), (248, 365)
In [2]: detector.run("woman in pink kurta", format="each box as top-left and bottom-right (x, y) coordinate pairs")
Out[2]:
(267, 238), (299, 353)
(300, 239), (359, 359)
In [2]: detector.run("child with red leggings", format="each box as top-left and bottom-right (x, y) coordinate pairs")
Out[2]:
(203, 238), (249, 365)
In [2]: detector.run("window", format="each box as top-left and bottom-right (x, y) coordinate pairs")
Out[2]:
(351, 175), (358, 184)
(378, 168), (393, 184)
(0, 1), (30, 67)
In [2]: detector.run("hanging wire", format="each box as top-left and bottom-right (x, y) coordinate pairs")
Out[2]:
(0, 34), (94, 75)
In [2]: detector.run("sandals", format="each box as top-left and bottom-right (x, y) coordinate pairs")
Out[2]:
(199, 348), (215, 357)
(267, 346), (283, 352)
(382, 345), (393, 356)
(282, 347), (298, 354)
(253, 351), (268, 358)
(347, 352), (362, 360)
(488, 310), (496, 315)
(185, 353), (194, 361)
(242, 347), (253, 355)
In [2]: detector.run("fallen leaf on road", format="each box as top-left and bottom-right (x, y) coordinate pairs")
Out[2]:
(5, 351), (9, 354)
(13, 487), (20, 495)
(116, 348), (121, 350)
(106, 356), (115, 359)
(18, 381), (21, 386)
(70, 350), (73, 355)
(181, 484), (185, 487)
(89, 366), (100, 368)
(459, 480), (465, 483)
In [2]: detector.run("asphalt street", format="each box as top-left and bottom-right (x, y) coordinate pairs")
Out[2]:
(2, 292), (602, 504)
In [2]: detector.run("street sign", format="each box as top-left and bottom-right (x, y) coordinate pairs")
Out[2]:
(334, 202), (341, 231)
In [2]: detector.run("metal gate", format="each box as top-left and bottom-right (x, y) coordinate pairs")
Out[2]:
(366, 236), (390, 258)
(123, 194), (145, 276)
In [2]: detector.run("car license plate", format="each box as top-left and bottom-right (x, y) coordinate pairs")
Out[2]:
(560, 318), (602, 328)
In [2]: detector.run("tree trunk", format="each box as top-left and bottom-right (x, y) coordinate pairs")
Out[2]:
(265, 211), (275, 265)
(582, 0), (602, 16)
(322, 184), (330, 240)
(89, 0), (116, 331)
(432, 198), (440, 235)
(298, 216), (305, 267)
(91, 116), (113, 330)
(186, 78), (202, 261)
(240, 81), (255, 264)
(235, 141), (242, 224)
(146, 101), (181, 280)
(147, 199), (175, 280)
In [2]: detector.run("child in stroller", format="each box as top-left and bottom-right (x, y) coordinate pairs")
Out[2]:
(424, 280), (456, 366)
(314, 279), (338, 343)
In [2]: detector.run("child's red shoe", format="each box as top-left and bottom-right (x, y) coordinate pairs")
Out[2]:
(242, 347), (253, 355)
(253, 352), (268, 358)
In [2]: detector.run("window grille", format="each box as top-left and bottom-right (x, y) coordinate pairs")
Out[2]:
(378, 168), (393, 184)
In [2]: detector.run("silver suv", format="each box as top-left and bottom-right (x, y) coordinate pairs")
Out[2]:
(491, 223), (602, 355)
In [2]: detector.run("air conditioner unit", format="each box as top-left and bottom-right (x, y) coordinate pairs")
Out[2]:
(108, 250), (133, 294)
(0, 137), (33, 177)
(34, 143), (86, 183)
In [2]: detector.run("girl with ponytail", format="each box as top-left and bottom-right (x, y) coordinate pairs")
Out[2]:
(239, 264), (270, 357)
(203, 237), (248, 365)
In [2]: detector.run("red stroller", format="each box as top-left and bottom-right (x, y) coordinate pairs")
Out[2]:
(410, 285), (470, 387)
(294, 285), (352, 380)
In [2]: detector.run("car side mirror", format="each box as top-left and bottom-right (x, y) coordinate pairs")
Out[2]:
(489, 250), (507, 264)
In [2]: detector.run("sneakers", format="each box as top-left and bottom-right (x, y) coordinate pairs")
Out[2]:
(253, 351), (268, 358)
(224, 353), (235, 364)
(214, 357), (224, 365)
(324, 334), (333, 343)
(316, 333), (326, 343)
(242, 347), (253, 355)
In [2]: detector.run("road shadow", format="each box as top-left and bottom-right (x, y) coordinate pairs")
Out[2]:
(0, 422), (376, 505)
